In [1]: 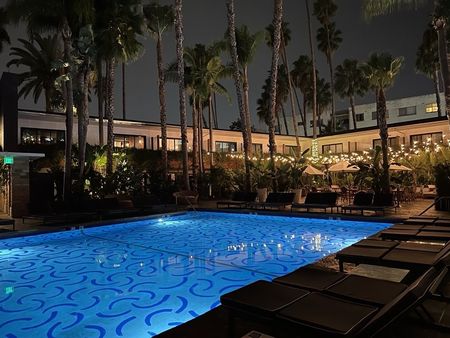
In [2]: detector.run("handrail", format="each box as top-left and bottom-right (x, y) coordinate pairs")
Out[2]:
(419, 196), (450, 215)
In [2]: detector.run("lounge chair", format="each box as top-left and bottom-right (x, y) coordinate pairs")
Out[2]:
(216, 191), (257, 209)
(341, 191), (395, 216)
(248, 192), (295, 210)
(221, 265), (441, 337)
(0, 219), (15, 231)
(291, 192), (339, 213)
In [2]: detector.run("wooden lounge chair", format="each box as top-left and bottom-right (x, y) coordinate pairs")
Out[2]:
(291, 192), (339, 213)
(216, 191), (257, 209)
(248, 192), (295, 210)
(341, 191), (395, 216)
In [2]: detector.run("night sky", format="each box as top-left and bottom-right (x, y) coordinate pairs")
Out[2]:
(0, 0), (436, 131)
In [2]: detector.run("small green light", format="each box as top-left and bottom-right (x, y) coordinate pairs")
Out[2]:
(4, 286), (14, 294)
(3, 156), (14, 165)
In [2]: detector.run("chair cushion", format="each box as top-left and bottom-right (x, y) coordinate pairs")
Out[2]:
(220, 280), (309, 317)
(277, 292), (378, 335)
(396, 242), (444, 253)
(354, 239), (398, 249)
(336, 246), (390, 260)
(382, 249), (437, 266)
(273, 266), (346, 291)
(327, 275), (408, 305)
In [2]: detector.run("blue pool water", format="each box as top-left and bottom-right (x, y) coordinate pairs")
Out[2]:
(0, 212), (389, 337)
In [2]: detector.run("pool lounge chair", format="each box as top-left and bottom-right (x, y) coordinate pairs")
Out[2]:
(291, 192), (339, 213)
(216, 191), (257, 209)
(248, 192), (296, 210)
(221, 265), (441, 337)
(341, 192), (395, 216)
(0, 219), (15, 231)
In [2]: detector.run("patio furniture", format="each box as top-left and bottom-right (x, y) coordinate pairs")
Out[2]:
(173, 190), (199, 207)
(248, 192), (295, 210)
(0, 219), (15, 231)
(341, 192), (395, 216)
(291, 192), (339, 213)
(216, 191), (257, 209)
(423, 185), (437, 199)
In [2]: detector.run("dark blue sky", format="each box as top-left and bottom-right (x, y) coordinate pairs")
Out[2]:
(0, 0), (435, 130)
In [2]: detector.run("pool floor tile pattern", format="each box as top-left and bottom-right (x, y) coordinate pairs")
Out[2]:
(0, 212), (389, 337)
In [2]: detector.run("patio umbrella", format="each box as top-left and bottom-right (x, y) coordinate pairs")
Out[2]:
(389, 164), (412, 172)
(303, 165), (324, 176)
(328, 160), (360, 173)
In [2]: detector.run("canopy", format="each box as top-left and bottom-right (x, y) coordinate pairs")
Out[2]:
(303, 165), (324, 176)
(328, 160), (360, 173)
(389, 164), (412, 172)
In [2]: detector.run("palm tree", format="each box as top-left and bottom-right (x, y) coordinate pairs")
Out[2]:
(174, 0), (190, 190)
(291, 55), (313, 137)
(313, 0), (341, 132)
(305, 0), (318, 144)
(416, 26), (442, 117)
(7, 0), (94, 202)
(363, 52), (404, 195)
(0, 8), (10, 53)
(265, 21), (302, 148)
(144, 3), (174, 182)
(363, 0), (450, 127)
(7, 34), (62, 112)
(226, 1), (254, 192)
(95, 0), (144, 177)
(307, 77), (332, 134)
(335, 59), (369, 129)
(267, 0), (283, 189)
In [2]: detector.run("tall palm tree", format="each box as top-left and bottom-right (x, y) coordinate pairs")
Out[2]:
(291, 55), (313, 137)
(313, 0), (341, 132)
(226, 1), (255, 192)
(305, 0), (318, 144)
(363, 0), (450, 127)
(95, 0), (144, 177)
(7, 0), (94, 202)
(95, 57), (105, 146)
(174, 0), (190, 190)
(416, 26), (442, 117)
(363, 52), (403, 195)
(0, 8), (10, 53)
(268, 0), (283, 189)
(144, 3), (174, 182)
(335, 59), (369, 129)
(7, 34), (62, 112)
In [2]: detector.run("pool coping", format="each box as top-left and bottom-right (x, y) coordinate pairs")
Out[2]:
(0, 208), (398, 242)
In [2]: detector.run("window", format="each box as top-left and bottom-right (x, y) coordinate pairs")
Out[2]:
(356, 113), (364, 122)
(21, 128), (65, 145)
(410, 132), (443, 145)
(309, 119), (323, 127)
(159, 137), (182, 151)
(398, 106), (416, 116)
(284, 145), (300, 156)
(425, 103), (439, 113)
(252, 143), (263, 154)
(373, 137), (400, 149)
(348, 142), (358, 152)
(215, 141), (237, 153)
(114, 134), (146, 149)
(322, 143), (343, 154)
(372, 110), (390, 120)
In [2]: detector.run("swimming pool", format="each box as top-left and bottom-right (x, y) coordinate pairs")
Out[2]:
(0, 211), (389, 337)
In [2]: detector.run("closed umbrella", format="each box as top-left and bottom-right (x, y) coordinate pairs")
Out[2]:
(303, 165), (324, 176)
(328, 160), (359, 173)
(389, 164), (412, 172)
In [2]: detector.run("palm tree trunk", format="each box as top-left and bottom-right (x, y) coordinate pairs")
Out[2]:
(78, 68), (90, 185)
(62, 18), (74, 202)
(192, 94), (198, 191)
(97, 58), (104, 146)
(434, 19), (449, 121)
(175, 0), (190, 191)
(213, 92), (219, 128)
(122, 63), (126, 120)
(281, 43), (301, 153)
(377, 88), (390, 195)
(44, 89), (52, 112)
(350, 96), (357, 130)
(208, 94), (214, 168)
(106, 57), (116, 177)
(306, 0), (318, 140)
(242, 66), (253, 153)
(433, 70), (442, 117)
(268, 0), (283, 192)
(226, 0), (252, 192)
(198, 101), (205, 175)
(325, 23), (336, 133)
(156, 34), (168, 181)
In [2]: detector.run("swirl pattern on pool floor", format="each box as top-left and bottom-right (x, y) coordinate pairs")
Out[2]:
(0, 212), (389, 337)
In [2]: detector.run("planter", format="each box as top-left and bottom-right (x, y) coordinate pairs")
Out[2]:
(292, 188), (303, 204)
(257, 188), (268, 203)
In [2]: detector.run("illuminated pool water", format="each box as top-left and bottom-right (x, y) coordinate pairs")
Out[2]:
(0, 212), (389, 337)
